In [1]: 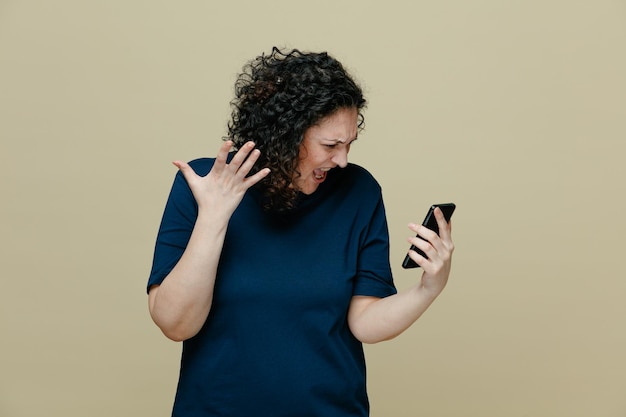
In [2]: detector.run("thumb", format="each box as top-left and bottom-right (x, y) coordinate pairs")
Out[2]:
(172, 160), (197, 182)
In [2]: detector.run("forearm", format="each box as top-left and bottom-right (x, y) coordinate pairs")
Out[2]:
(348, 284), (443, 344)
(349, 207), (455, 344)
(149, 212), (227, 341)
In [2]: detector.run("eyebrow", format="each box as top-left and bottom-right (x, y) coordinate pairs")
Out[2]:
(326, 135), (358, 144)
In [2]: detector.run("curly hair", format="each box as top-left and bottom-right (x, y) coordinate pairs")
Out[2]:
(227, 47), (366, 211)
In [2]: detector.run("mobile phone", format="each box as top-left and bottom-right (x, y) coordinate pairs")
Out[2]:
(401, 203), (456, 269)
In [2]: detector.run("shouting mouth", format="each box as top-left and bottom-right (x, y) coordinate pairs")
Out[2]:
(313, 168), (330, 182)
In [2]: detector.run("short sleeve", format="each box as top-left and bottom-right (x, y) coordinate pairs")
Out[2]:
(352, 186), (397, 298)
(147, 170), (199, 292)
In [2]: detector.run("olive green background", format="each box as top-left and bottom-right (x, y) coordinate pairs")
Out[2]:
(1, 1), (625, 416)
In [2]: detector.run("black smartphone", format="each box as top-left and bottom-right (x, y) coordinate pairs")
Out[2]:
(401, 203), (456, 269)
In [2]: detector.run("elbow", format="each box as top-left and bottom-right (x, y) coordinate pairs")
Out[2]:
(355, 335), (381, 345)
(151, 312), (200, 342)
(348, 299), (399, 344)
(350, 326), (374, 344)
(148, 285), (205, 342)
(349, 320), (397, 345)
(160, 326), (193, 342)
(352, 329), (397, 345)
(349, 313), (403, 344)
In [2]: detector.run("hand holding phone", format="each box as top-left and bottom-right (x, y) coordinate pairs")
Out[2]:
(402, 203), (456, 269)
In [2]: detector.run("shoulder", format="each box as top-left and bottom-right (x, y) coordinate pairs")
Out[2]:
(186, 157), (217, 177)
(337, 163), (382, 194)
(170, 157), (218, 186)
(344, 163), (378, 181)
(182, 151), (237, 177)
(167, 157), (216, 200)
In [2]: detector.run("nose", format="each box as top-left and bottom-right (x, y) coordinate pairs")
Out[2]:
(332, 147), (349, 168)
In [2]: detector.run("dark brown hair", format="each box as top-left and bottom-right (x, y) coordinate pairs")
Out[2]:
(227, 47), (366, 211)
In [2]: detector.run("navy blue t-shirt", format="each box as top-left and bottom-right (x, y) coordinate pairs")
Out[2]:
(148, 157), (397, 417)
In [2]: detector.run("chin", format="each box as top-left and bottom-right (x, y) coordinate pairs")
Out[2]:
(300, 182), (319, 195)
(300, 187), (317, 195)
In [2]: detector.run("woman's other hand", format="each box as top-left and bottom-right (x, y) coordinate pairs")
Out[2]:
(406, 206), (455, 296)
(173, 140), (270, 220)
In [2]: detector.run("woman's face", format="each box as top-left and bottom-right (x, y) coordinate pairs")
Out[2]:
(294, 107), (359, 195)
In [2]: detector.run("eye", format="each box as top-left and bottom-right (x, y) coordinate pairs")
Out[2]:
(325, 144), (337, 149)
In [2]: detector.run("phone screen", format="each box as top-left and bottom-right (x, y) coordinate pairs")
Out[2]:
(401, 203), (456, 269)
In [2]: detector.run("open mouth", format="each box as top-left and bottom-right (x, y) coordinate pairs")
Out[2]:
(313, 168), (329, 182)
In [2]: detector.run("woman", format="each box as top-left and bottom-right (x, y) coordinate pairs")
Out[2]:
(147, 47), (454, 417)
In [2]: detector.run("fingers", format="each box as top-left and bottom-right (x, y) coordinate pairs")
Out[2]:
(433, 207), (452, 241)
(406, 232), (444, 276)
(172, 160), (187, 170)
(227, 141), (257, 174)
(406, 245), (427, 268)
(211, 140), (235, 176)
(245, 167), (271, 187)
(227, 142), (272, 188)
(236, 147), (262, 179)
(172, 160), (198, 183)
(238, 147), (271, 188)
(407, 222), (438, 249)
(406, 212), (454, 270)
(407, 227), (434, 264)
(432, 208), (455, 257)
(173, 141), (270, 190)
(214, 140), (268, 181)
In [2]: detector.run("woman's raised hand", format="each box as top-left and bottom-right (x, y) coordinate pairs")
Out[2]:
(172, 141), (270, 219)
